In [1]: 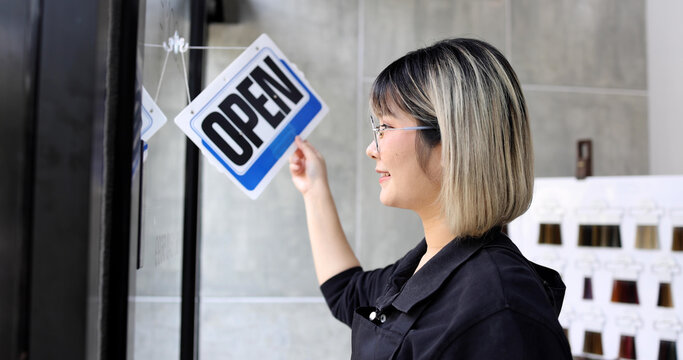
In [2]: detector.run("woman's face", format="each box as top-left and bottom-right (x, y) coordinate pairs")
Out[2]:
(365, 109), (442, 213)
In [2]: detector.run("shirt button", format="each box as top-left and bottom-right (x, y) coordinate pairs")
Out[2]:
(379, 314), (387, 323)
(369, 311), (377, 321)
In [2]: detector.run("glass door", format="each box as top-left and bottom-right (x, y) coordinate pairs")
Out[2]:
(131, 0), (190, 358)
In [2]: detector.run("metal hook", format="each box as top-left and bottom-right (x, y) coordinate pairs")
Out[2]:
(163, 31), (189, 54)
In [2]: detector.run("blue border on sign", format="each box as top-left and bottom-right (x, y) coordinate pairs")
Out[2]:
(141, 106), (153, 136)
(201, 59), (322, 191)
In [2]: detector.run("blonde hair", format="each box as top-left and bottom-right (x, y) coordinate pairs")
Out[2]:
(370, 38), (533, 237)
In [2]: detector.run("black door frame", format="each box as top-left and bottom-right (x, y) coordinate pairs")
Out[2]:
(181, 1), (207, 359)
(0, 0), (206, 358)
(0, 0), (42, 358)
(0, 0), (121, 358)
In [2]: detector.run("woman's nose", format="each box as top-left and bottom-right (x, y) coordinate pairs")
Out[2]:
(366, 141), (379, 159)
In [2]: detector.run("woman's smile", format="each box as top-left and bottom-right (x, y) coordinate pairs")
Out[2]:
(377, 169), (391, 183)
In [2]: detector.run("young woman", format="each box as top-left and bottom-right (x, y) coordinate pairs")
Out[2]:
(289, 38), (572, 359)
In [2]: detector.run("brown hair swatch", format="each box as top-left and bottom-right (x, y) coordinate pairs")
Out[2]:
(619, 335), (636, 360)
(657, 283), (674, 308)
(583, 331), (603, 355)
(611, 280), (639, 304)
(583, 277), (593, 300)
(538, 223), (562, 244)
(673, 227), (683, 251)
(578, 225), (621, 247)
(658, 340), (677, 360)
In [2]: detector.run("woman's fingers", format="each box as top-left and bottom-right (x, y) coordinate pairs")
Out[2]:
(295, 136), (318, 159)
(296, 136), (326, 170)
(289, 146), (306, 175)
(289, 136), (328, 194)
(290, 148), (303, 164)
(289, 162), (301, 174)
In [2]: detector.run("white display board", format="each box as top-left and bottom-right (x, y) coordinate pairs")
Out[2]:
(509, 175), (683, 359)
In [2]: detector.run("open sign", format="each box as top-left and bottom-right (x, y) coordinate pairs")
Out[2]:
(175, 34), (328, 199)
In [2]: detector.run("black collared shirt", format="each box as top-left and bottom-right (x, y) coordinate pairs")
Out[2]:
(320, 228), (573, 359)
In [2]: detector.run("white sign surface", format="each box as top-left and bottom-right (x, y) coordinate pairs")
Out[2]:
(140, 86), (168, 162)
(175, 34), (328, 199)
(141, 86), (167, 142)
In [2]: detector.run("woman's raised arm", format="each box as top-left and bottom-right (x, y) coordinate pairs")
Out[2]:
(289, 136), (360, 285)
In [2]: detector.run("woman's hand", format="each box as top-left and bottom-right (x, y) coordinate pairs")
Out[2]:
(289, 136), (328, 195)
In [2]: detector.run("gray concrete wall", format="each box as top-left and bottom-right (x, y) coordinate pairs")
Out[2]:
(513, 0), (649, 177)
(131, 0), (658, 358)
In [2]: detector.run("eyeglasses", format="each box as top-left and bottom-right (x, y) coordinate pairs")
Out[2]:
(369, 115), (434, 153)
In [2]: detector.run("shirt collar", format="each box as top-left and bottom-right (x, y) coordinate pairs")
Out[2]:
(388, 227), (500, 313)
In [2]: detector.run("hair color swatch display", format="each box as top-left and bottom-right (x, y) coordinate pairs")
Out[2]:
(657, 283), (673, 308)
(658, 340), (677, 360)
(583, 277), (594, 300)
(635, 225), (659, 249)
(673, 227), (683, 251)
(611, 280), (639, 304)
(511, 176), (683, 359)
(583, 331), (604, 356)
(538, 223), (562, 244)
(618, 335), (637, 360)
(578, 225), (621, 247)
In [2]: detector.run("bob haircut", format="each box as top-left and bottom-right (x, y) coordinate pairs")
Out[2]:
(370, 38), (533, 237)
